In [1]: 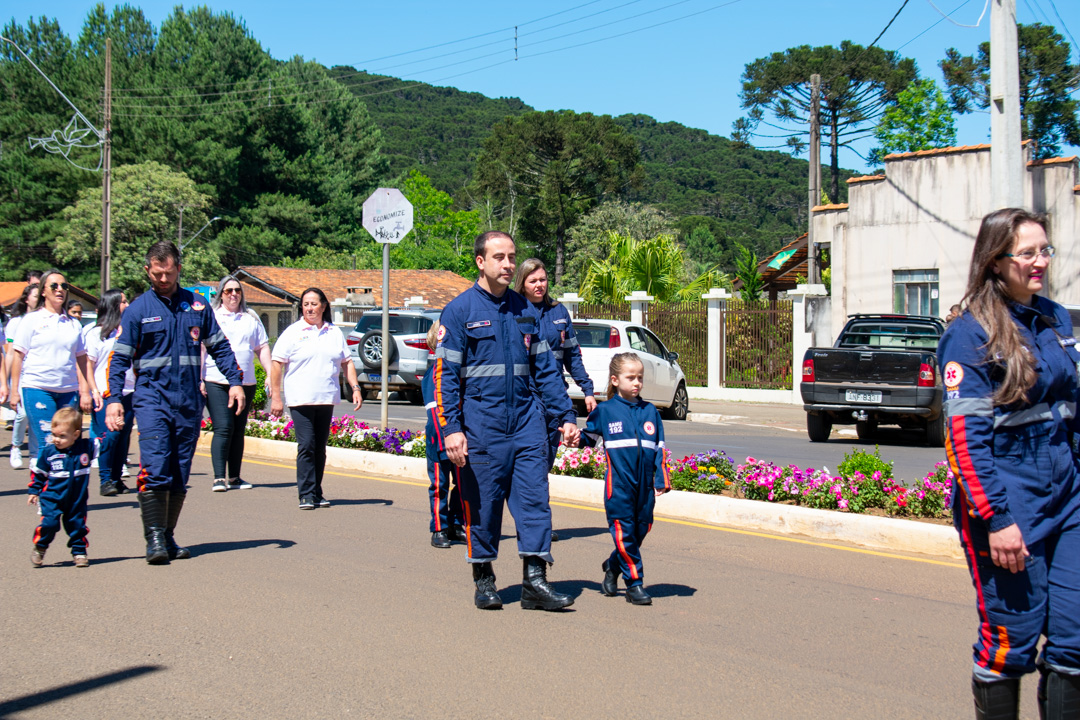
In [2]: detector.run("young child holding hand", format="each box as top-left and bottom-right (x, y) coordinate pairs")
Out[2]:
(582, 352), (671, 605)
(28, 406), (93, 568)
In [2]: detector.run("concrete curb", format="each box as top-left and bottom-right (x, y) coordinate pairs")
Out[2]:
(201, 434), (962, 560)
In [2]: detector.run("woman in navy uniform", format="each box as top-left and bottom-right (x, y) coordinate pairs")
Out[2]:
(940, 208), (1080, 719)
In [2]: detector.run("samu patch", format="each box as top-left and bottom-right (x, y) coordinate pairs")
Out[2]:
(608, 421), (623, 435)
(643, 421), (656, 435)
(944, 361), (964, 389)
(437, 325), (446, 342)
(79, 453), (90, 466)
(190, 327), (201, 343)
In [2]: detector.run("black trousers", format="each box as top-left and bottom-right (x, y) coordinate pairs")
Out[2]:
(290, 404), (333, 500)
(205, 382), (257, 480)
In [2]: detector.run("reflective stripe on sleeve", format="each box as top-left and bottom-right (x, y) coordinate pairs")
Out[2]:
(205, 330), (227, 346)
(552, 350), (564, 360)
(112, 343), (134, 357)
(425, 401), (437, 410)
(529, 340), (550, 356)
(562, 337), (579, 349)
(944, 398), (994, 417)
(994, 400), (1076, 429)
(640, 440), (658, 450)
(436, 346), (463, 364)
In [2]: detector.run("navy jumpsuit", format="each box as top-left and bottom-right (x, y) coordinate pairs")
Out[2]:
(106, 289), (242, 493)
(422, 364), (463, 534)
(583, 395), (671, 586)
(533, 301), (594, 467)
(29, 438), (94, 555)
(434, 284), (575, 563)
(940, 298), (1080, 680)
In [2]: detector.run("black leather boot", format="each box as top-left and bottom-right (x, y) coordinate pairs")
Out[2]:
(625, 584), (652, 605)
(972, 676), (1020, 720)
(138, 490), (170, 565)
(1042, 669), (1080, 719)
(601, 558), (618, 597)
(520, 556), (573, 610)
(472, 562), (502, 609)
(431, 530), (451, 548)
(166, 492), (191, 560)
(449, 525), (468, 543)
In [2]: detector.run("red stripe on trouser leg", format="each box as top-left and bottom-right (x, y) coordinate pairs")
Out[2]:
(949, 416), (994, 520)
(614, 521), (639, 580)
(432, 464), (442, 532)
(958, 493), (994, 671)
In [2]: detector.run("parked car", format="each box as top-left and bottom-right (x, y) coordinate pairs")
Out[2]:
(346, 309), (441, 404)
(567, 319), (689, 420)
(800, 314), (946, 446)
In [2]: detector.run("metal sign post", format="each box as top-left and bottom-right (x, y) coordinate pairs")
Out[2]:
(362, 188), (413, 429)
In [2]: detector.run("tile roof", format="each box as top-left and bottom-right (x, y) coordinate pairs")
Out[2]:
(884, 143), (991, 160)
(811, 203), (849, 213)
(235, 266), (474, 309)
(846, 175), (886, 184)
(1027, 156), (1077, 167)
(239, 281), (291, 307)
(0, 282), (98, 311)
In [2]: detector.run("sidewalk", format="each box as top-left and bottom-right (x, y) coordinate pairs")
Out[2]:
(688, 397), (805, 429)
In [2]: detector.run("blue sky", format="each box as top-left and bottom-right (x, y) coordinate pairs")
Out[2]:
(22, 0), (1080, 171)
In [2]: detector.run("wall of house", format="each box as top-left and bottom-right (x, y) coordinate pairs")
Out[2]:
(248, 304), (293, 338)
(817, 147), (1080, 340)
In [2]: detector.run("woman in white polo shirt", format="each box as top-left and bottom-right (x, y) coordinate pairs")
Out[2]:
(85, 289), (135, 496)
(5, 283), (38, 468)
(271, 287), (362, 509)
(9, 270), (93, 460)
(201, 275), (272, 493)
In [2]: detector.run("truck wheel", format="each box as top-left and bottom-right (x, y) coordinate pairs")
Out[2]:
(807, 413), (832, 442)
(925, 413), (946, 448)
(855, 419), (878, 440)
(405, 389), (423, 405)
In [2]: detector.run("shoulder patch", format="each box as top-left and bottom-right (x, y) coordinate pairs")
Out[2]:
(79, 453), (90, 466)
(437, 325), (447, 341)
(643, 421), (656, 435)
(192, 301), (205, 311)
(944, 361), (964, 389)
(608, 420), (623, 435)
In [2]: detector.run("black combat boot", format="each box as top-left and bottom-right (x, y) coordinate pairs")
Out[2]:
(520, 556), (574, 611)
(138, 490), (170, 565)
(448, 525), (468, 543)
(1041, 668), (1080, 720)
(472, 562), (502, 609)
(601, 558), (619, 597)
(165, 492), (191, 560)
(625, 584), (652, 605)
(972, 676), (1020, 720)
(431, 530), (451, 548)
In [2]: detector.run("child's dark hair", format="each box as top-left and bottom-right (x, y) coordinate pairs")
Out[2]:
(606, 352), (643, 399)
(51, 406), (82, 433)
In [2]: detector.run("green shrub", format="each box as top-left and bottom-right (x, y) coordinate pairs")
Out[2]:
(837, 446), (893, 481)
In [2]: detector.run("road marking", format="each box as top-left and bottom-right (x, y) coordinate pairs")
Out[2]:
(196, 452), (966, 569)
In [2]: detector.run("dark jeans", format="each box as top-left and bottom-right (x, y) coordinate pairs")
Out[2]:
(290, 405), (333, 500)
(205, 382), (256, 480)
(93, 394), (133, 486)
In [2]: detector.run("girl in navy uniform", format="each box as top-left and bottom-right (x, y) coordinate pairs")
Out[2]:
(28, 406), (93, 568)
(940, 208), (1080, 720)
(583, 352), (671, 605)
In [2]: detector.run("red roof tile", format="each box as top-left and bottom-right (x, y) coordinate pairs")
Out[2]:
(811, 203), (849, 213)
(1027, 156), (1077, 167)
(846, 175), (885, 184)
(236, 267), (474, 309)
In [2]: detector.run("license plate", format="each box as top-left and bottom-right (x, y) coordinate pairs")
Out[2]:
(367, 374), (381, 382)
(845, 390), (882, 403)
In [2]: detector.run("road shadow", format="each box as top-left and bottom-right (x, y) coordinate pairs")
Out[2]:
(328, 498), (393, 507)
(252, 482), (295, 489)
(185, 538), (297, 556)
(88, 500), (139, 511)
(0, 488), (27, 498)
(646, 583), (697, 598)
(551, 526), (609, 540)
(0, 665), (163, 715)
(36, 555), (142, 567)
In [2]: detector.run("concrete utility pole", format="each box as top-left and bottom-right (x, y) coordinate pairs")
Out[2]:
(807, 73), (821, 284)
(990, 0), (1024, 209)
(100, 38), (112, 290)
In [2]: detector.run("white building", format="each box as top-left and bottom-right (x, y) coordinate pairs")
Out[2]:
(813, 142), (1080, 339)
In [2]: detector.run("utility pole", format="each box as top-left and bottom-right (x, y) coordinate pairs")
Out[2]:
(990, 0), (1024, 208)
(807, 73), (821, 284)
(100, 38), (112, 291)
(178, 207), (184, 243)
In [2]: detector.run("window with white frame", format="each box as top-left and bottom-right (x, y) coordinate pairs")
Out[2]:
(893, 269), (940, 317)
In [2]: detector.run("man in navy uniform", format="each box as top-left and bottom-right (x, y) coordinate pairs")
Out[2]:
(105, 240), (244, 564)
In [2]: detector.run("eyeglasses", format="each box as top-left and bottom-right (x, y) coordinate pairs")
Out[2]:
(48, 282), (70, 291)
(222, 288), (242, 295)
(1001, 246), (1055, 262)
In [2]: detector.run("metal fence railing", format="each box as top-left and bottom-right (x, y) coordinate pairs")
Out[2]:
(645, 301), (707, 386)
(720, 300), (793, 389)
(576, 303), (631, 322)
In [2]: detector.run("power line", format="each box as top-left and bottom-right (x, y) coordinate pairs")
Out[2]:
(1042, 0), (1080, 63)
(896, 0), (971, 50)
(925, 0), (990, 28)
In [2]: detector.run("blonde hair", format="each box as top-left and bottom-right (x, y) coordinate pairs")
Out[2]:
(606, 352), (644, 399)
(51, 406), (82, 432)
(426, 323), (441, 352)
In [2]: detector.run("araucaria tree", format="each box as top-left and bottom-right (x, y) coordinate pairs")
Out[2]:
(734, 42), (917, 203)
(940, 23), (1079, 158)
(473, 110), (642, 285)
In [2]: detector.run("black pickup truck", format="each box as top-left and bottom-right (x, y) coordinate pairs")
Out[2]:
(800, 314), (946, 447)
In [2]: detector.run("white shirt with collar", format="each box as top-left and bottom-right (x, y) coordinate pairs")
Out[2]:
(84, 326), (135, 395)
(12, 310), (86, 392)
(204, 306), (269, 386)
(272, 319), (348, 406)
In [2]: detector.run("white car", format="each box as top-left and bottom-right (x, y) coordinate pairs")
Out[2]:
(566, 319), (689, 420)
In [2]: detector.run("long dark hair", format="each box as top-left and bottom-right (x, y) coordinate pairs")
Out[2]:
(962, 207), (1049, 406)
(299, 287), (332, 325)
(10, 284), (37, 318)
(96, 289), (126, 339)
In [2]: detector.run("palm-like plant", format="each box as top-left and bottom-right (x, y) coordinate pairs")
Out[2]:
(580, 232), (730, 303)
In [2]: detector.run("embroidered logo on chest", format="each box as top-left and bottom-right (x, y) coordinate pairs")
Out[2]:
(466, 320), (491, 329)
(190, 327), (201, 343)
(608, 421), (623, 435)
(79, 453), (90, 466)
(524, 334), (531, 350)
(643, 421), (656, 435)
(192, 302), (205, 311)
(141, 316), (162, 324)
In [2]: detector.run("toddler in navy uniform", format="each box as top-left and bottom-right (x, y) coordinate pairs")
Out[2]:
(422, 323), (465, 548)
(582, 352), (671, 605)
(28, 406), (93, 568)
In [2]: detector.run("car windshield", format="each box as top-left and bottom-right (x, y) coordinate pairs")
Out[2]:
(354, 314), (433, 335)
(838, 321), (941, 350)
(574, 323), (614, 348)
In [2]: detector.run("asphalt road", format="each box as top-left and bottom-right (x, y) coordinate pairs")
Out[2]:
(0, 444), (1041, 719)
(335, 394), (948, 483)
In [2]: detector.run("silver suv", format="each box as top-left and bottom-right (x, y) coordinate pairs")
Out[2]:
(347, 309), (441, 404)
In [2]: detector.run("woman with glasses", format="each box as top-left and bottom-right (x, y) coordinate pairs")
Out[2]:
(9, 270), (93, 461)
(201, 276), (272, 492)
(84, 289), (135, 496)
(940, 208), (1080, 719)
(5, 283), (39, 468)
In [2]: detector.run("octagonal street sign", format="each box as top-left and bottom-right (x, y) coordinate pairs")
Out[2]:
(363, 188), (413, 244)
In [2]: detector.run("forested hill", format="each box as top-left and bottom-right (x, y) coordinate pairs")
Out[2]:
(337, 69), (851, 257)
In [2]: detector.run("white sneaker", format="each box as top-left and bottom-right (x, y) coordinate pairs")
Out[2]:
(92, 457), (99, 468)
(9, 447), (22, 469)
(121, 464), (131, 477)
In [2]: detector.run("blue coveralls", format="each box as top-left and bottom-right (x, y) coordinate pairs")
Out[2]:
(105, 289), (242, 493)
(940, 298), (1080, 680)
(422, 364), (463, 533)
(434, 283), (575, 563)
(533, 301), (594, 468)
(28, 438), (93, 555)
(583, 395), (671, 586)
